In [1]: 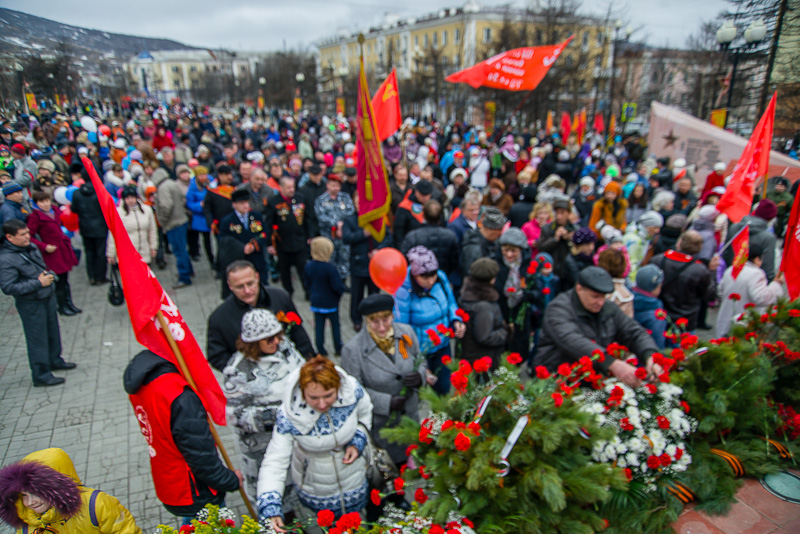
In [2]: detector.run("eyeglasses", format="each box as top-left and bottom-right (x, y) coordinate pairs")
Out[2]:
(264, 332), (284, 344)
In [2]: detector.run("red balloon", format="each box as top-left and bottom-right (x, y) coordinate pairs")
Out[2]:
(98, 124), (112, 137)
(60, 206), (79, 232)
(369, 248), (408, 295)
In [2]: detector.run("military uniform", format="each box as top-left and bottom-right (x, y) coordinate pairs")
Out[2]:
(218, 210), (268, 298)
(264, 193), (311, 297)
(314, 192), (355, 280)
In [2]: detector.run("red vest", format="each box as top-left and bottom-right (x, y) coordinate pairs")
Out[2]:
(397, 189), (425, 223)
(129, 372), (202, 507)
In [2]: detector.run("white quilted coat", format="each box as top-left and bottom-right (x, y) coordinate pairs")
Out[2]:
(256, 366), (373, 520)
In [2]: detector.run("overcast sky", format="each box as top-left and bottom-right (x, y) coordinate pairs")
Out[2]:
(7, 0), (729, 52)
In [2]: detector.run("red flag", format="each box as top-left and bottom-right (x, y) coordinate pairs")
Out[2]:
(731, 224), (749, 280)
(545, 111), (553, 135)
(716, 93), (776, 223)
(781, 181), (800, 299)
(370, 68), (402, 142)
(560, 111), (571, 140)
(80, 157), (227, 425)
(593, 113), (605, 134)
(356, 58), (391, 242)
(445, 36), (573, 91)
(578, 109), (587, 143)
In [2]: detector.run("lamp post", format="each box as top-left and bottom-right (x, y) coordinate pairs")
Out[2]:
(295, 72), (305, 112)
(14, 62), (28, 114)
(258, 76), (266, 116)
(606, 20), (632, 141)
(716, 18), (767, 129)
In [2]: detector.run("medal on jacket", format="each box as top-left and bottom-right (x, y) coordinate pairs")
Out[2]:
(231, 224), (242, 234)
(250, 220), (263, 233)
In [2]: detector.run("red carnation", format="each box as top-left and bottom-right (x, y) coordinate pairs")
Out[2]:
(655, 309), (668, 320)
(592, 348), (606, 362)
(371, 489), (382, 505)
(675, 317), (688, 328)
(789, 309), (800, 318)
(419, 426), (433, 444)
(415, 487), (428, 504)
(552, 392), (564, 407)
(557, 362), (572, 377)
(317, 510), (335, 527)
(441, 420), (454, 432)
(656, 416), (670, 429)
(543, 287), (551, 295)
(646, 455), (661, 469)
(406, 444), (418, 457)
(225, 519), (235, 527)
(442, 355), (452, 365)
(456, 308), (470, 322)
(544, 262), (552, 270)
(179, 526), (195, 533)
(474, 356), (492, 373)
(744, 303), (756, 309)
(671, 348), (685, 361)
(680, 400), (690, 413)
(658, 373), (671, 383)
(675, 448), (684, 460)
(451, 371), (469, 394)
(419, 465), (431, 479)
(527, 261), (539, 274)
(645, 383), (658, 394)
(507, 352), (523, 365)
(728, 293), (741, 301)
(459, 360), (473, 375)
(426, 329), (442, 346)
(467, 421), (481, 436)
(660, 453), (672, 467)
(429, 527), (446, 534)
(437, 323), (448, 334)
(454, 432), (472, 451)
(620, 418), (634, 431)
(535, 366), (551, 379)
(624, 467), (633, 481)
(393, 477), (405, 494)
(285, 311), (302, 325)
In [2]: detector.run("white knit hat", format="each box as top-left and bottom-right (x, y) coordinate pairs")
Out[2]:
(240, 309), (282, 342)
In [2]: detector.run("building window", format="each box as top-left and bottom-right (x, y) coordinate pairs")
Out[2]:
(442, 56), (448, 66)
(171, 66), (179, 73)
(582, 31), (589, 48)
(173, 80), (180, 88)
(213, 66), (218, 72)
(424, 34), (428, 47)
(454, 54), (460, 66)
(414, 35), (418, 46)
(595, 57), (602, 68)
(433, 32), (438, 46)
(442, 31), (447, 45)
(597, 32), (604, 46)
(190, 66), (197, 72)
(455, 28), (461, 43)
(483, 28), (491, 43)
(240, 65), (246, 72)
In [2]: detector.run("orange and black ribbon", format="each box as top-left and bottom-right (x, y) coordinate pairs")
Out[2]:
(761, 437), (793, 459)
(710, 448), (745, 477)
(664, 480), (696, 503)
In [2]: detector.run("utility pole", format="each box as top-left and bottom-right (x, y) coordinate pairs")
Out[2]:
(757, 0), (788, 116)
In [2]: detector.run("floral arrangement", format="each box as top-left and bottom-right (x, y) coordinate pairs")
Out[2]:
(155, 505), (264, 533)
(578, 379), (697, 492)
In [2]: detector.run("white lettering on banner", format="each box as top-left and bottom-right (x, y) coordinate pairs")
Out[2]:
(499, 64), (526, 77)
(134, 406), (157, 457)
(501, 57), (525, 68)
(168, 322), (186, 341)
(794, 224), (800, 242)
(542, 46), (564, 67)
(160, 293), (179, 317)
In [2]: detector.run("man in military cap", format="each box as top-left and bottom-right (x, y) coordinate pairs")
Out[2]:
(265, 176), (311, 298)
(534, 266), (662, 387)
(218, 189), (268, 298)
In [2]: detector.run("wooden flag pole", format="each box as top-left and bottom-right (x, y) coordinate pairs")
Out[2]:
(156, 311), (258, 519)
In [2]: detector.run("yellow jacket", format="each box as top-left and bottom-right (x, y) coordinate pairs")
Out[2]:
(14, 448), (141, 534)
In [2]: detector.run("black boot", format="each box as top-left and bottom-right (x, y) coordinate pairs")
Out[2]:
(58, 304), (77, 316)
(65, 284), (82, 314)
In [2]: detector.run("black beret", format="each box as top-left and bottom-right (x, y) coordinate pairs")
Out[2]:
(309, 164), (322, 175)
(578, 266), (614, 294)
(415, 180), (433, 195)
(358, 294), (395, 317)
(231, 189), (250, 203)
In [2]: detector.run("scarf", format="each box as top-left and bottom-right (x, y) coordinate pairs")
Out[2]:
(503, 257), (524, 309)
(368, 326), (395, 356)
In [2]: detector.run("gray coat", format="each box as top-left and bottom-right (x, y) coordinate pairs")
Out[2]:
(153, 168), (189, 232)
(340, 322), (424, 463)
(0, 240), (55, 301)
(534, 290), (658, 374)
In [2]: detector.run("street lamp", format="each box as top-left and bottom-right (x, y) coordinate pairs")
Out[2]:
(716, 18), (767, 129)
(14, 62), (28, 114)
(258, 76), (266, 115)
(606, 20), (632, 140)
(295, 72), (305, 112)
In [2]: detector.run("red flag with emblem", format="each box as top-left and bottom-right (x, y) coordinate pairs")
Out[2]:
(716, 93), (776, 223)
(80, 157), (227, 425)
(731, 224), (749, 280)
(356, 57), (391, 242)
(781, 182), (800, 299)
(371, 68), (402, 142)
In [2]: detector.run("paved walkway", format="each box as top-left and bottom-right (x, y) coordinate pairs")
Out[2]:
(0, 247), (358, 531)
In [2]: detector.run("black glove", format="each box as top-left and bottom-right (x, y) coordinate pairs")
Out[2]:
(390, 395), (406, 411)
(402, 372), (423, 388)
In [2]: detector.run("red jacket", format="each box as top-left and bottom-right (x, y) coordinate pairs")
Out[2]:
(26, 208), (78, 275)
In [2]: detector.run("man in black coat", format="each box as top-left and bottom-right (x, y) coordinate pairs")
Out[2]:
(400, 200), (459, 277)
(393, 180), (432, 246)
(206, 260), (314, 371)
(218, 189), (268, 298)
(534, 267), (661, 386)
(0, 219), (76, 386)
(508, 184), (538, 228)
(70, 180), (109, 284)
(342, 194), (393, 331)
(202, 165), (235, 233)
(265, 176), (311, 298)
(538, 199), (577, 282)
(123, 350), (242, 519)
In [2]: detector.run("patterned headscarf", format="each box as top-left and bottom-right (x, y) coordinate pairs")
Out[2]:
(407, 246), (439, 276)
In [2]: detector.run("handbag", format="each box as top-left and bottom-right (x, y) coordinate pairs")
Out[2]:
(107, 265), (125, 306)
(359, 423), (400, 490)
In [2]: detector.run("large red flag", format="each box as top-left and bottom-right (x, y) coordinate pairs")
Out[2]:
(560, 111), (571, 140)
(716, 93), (776, 223)
(731, 224), (749, 280)
(371, 68), (402, 142)
(356, 58), (391, 242)
(593, 113), (605, 134)
(445, 36), (573, 91)
(781, 181), (800, 300)
(80, 157), (227, 425)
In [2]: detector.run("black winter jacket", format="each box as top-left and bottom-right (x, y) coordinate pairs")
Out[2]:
(460, 229), (498, 277)
(458, 277), (507, 364)
(534, 291), (658, 373)
(537, 221), (577, 280)
(264, 193), (311, 253)
(723, 216), (776, 281)
(0, 241), (55, 301)
(123, 350), (240, 517)
(400, 225), (460, 277)
(206, 284), (314, 371)
(341, 214), (392, 278)
(70, 182), (108, 238)
(649, 251), (716, 331)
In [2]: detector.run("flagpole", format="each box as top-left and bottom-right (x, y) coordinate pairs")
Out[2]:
(156, 311), (257, 518)
(717, 220), (750, 256)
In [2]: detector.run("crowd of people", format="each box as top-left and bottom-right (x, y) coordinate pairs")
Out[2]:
(0, 101), (794, 532)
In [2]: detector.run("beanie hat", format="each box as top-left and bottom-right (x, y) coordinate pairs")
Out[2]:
(10, 143), (26, 156)
(481, 207), (507, 229)
(604, 181), (622, 196)
(579, 176), (595, 189)
(497, 227), (529, 249)
(175, 164), (191, 176)
(600, 225), (623, 244)
(121, 185), (138, 198)
(1, 182), (23, 196)
(310, 236), (335, 262)
(572, 227), (597, 245)
(240, 309), (282, 342)
(407, 245), (439, 275)
(637, 210), (664, 229)
(636, 264), (664, 293)
(37, 159), (56, 173)
(753, 199), (778, 221)
(714, 162), (726, 172)
(469, 257), (500, 281)
(534, 252), (554, 267)
(193, 165), (209, 175)
(698, 205), (719, 221)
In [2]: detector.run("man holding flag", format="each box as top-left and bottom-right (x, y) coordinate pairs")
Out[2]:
(723, 199), (778, 282)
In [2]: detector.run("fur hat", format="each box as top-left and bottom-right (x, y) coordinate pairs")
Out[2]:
(469, 257), (500, 281)
(240, 309), (282, 342)
(0, 458), (82, 527)
(407, 245), (439, 275)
